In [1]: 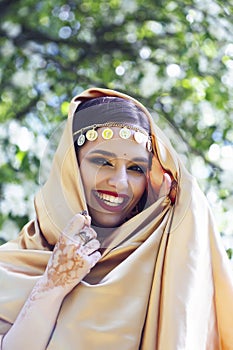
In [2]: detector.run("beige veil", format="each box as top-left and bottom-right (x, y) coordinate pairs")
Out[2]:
(0, 88), (233, 349)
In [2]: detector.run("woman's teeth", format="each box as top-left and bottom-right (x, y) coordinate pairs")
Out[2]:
(96, 192), (124, 206)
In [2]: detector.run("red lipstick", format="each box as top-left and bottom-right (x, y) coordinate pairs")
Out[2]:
(93, 190), (130, 212)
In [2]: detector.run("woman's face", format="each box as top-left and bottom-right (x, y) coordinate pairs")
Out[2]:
(78, 127), (150, 228)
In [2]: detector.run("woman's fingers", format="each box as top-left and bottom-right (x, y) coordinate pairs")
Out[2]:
(62, 216), (100, 255)
(158, 173), (172, 198)
(82, 238), (101, 255)
(63, 212), (91, 238)
(158, 173), (178, 204)
(87, 251), (102, 268)
(72, 226), (97, 246)
(149, 156), (164, 193)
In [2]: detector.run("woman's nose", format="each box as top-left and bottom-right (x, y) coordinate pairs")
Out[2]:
(108, 166), (128, 192)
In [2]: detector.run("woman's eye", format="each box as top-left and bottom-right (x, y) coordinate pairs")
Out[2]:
(128, 165), (145, 174)
(89, 157), (112, 167)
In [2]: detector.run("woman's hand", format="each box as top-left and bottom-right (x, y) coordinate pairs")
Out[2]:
(147, 155), (177, 205)
(42, 213), (101, 294)
(1, 213), (101, 350)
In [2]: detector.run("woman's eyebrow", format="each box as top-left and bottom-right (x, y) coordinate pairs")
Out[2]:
(88, 150), (148, 163)
(89, 150), (116, 157)
(131, 157), (148, 163)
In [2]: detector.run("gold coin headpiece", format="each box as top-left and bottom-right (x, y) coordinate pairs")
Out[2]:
(73, 122), (152, 152)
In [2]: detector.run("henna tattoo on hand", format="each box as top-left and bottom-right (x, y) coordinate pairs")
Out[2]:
(46, 235), (86, 288)
(19, 233), (101, 320)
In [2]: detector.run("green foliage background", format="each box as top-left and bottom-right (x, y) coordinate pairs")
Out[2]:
(0, 0), (233, 260)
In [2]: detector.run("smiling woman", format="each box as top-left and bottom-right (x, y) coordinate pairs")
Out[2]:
(78, 140), (148, 228)
(0, 88), (233, 350)
(77, 126), (150, 228)
(73, 96), (165, 231)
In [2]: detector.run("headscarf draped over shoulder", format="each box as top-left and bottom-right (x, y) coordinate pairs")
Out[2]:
(0, 88), (233, 349)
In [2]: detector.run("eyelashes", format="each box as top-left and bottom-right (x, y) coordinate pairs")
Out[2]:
(89, 157), (111, 167)
(88, 157), (146, 174)
(128, 165), (145, 174)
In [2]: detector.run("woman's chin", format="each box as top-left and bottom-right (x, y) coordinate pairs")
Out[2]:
(89, 209), (127, 228)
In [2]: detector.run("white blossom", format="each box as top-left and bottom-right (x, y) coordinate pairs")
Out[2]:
(1, 183), (28, 217)
(8, 120), (35, 151)
(11, 70), (34, 88)
(0, 220), (20, 241)
(139, 62), (161, 97)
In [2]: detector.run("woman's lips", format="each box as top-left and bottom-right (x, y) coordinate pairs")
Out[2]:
(93, 190), (130, 212)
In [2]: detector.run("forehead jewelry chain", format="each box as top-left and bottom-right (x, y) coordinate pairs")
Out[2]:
(74, 122), (152, 152)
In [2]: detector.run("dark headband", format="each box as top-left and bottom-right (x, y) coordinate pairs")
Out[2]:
(73, 97), (150, 135)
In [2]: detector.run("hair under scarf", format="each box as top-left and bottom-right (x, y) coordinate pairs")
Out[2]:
(73, 96), (151, 133)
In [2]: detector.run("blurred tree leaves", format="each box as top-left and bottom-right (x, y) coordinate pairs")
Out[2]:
(0, 0), (233, 248)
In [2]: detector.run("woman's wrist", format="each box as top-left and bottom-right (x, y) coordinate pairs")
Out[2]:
(35, 274), (71, 301)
